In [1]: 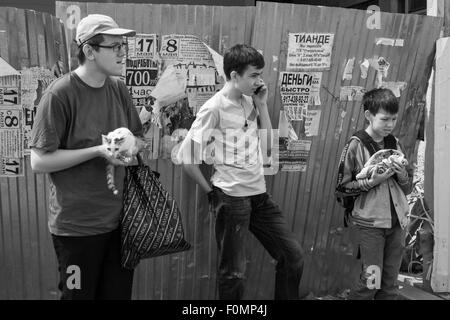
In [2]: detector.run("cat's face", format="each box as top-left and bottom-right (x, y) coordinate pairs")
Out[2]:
(102, 127), (133, 157)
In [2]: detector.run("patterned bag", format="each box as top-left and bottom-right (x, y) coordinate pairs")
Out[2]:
(120, 154), (191, 269)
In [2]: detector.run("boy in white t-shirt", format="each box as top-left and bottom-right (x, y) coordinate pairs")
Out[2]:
(176, 44), (304, 300)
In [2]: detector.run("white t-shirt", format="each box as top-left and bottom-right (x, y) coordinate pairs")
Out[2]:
(176, 89), (266, 196)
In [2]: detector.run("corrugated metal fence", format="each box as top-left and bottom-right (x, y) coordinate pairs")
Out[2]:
(252, 2), (441, 297)
(0, 1), (442, 299)
(0, 7), (69, 299)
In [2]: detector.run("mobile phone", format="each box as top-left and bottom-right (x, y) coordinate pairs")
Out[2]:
(255, 85), (263, 95)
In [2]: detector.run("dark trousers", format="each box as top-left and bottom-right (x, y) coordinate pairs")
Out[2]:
(348, 223), (405, 300)
(213, 187), (304, 300)
(52, 228), (134, 300)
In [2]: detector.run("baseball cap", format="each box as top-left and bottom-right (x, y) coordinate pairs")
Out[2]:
(76, 14), (136, 46)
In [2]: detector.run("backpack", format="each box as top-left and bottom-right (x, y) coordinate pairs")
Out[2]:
(336, 130), (397, 227)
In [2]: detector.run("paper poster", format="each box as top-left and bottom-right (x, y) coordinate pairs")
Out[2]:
(1, 59), (23, 177)
(205, 43), (226, 83)
(375, 38), (404, 47)
(360, 59), (370, 79)
(284, 106), (304, 121)
(125, 58), (159, 106)
(159, 98), (195, 159)
(279, 138), (311, 172)
(0, 57), (20, 78)
(343, 58), (355, 81)
(0, 106), (24, 177)
(287, 33), (334, 70)
(160, 34), (213, 63)
(20, 67), (57, 153)
(186, 86), (216, 115)
(340, 86), (366, 101)
(304, 109), (321, 137)
(135, 34), (223, 159)
(378, 81), (407, 97)
(127, 34), (159, 59)
(279, 72), (322, 116)
(125, 34), (160, 107)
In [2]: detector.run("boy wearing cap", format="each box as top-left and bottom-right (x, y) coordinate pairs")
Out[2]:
(30, 14), (143, 300)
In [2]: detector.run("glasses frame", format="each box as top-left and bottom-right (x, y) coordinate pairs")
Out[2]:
(89, 42), (128, 53)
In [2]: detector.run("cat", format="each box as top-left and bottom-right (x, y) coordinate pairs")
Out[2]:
(102, 127), (139, 195)
(356, 149), (408, 180)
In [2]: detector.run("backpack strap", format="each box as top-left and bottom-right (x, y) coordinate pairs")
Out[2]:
(383, 134), (397, 150)
(352, 130), (397, 156)
(352, 130), (379, 156)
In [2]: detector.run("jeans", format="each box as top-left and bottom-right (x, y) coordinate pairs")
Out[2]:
(348, 223), (405, 300)
(212, 187), (304, 300)
(52, 228), (134, 300)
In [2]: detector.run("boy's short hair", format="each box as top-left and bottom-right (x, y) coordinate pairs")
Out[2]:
(362, 88), (399, 115)
(223, 44), (265, 80)
(76, 34), (104, 65)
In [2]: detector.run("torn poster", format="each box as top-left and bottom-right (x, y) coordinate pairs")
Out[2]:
(377, 56), (390, 78)
(159, 98), (195, 159)
(375, 38), (404, 47)
(204, 44), (226, 83)
(20, 67), (57, 153)
(360, 59), (370, 79)
(343, 58), (355, 81)
(161, 34), (213, 63)
(0, 105), (24, 177)
(279, 138), (312, 172)
(279, 71), (322, 115)
(340, 86), (366, 101)
(125, 34), (160, 107)
(186, 86), (217, 115)
(304, 109), (321, 137)
(287, 33), (334, 71)
(1, 59), (23, 177)
(378, 81), (407, 97)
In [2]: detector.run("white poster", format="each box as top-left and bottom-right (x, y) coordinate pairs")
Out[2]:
(279, 71), (322, 116)
(160, 34), (213, 63)
(287, 33), (334, 71)
(128, 34), (159, 59)
(340, 86), (366, 102)
(304, 109), (321, 137)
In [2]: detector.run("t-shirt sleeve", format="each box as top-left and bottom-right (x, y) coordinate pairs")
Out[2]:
(29, 92), (68, 152)
(175, 103), (219, 164)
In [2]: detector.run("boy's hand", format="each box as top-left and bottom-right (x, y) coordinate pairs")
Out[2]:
(369, 166), (395, 187)
(207, 189), (225, 216)
(391, 162), (408, 180)
(252, 81), (268, 107)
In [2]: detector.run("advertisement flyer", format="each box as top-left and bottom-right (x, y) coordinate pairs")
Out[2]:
(287, 33), (334, 70)
(279, 138), (312, 172)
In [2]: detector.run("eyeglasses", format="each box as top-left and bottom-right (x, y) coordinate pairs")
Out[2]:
(90, 42), (128, 53)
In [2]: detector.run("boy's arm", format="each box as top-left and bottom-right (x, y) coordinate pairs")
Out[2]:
(31, 145), (128, 173)
(182, 164), (212, 193)
(252, 84), (272, 155)
(177, 103), (218, 192)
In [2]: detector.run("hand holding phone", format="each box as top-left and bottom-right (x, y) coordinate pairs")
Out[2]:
(255, 85), (263, 95)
